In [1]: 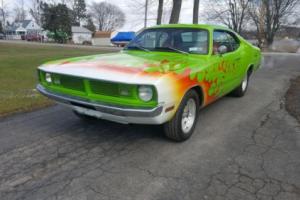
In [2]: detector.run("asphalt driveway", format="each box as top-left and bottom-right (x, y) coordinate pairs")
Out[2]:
(0, 54), (300, 200)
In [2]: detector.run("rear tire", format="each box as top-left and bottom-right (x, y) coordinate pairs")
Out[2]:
(164, 90), (200, 142)
(231, 71), (251, 97)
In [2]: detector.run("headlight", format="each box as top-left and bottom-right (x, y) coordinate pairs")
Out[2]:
(138, 86), (153, 102)
(45, 73), (52, 83)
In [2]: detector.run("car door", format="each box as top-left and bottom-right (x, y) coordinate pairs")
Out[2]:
(213, 30), (242, 95)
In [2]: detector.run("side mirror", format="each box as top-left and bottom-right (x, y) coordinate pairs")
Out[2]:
(218, 45), (228, 54)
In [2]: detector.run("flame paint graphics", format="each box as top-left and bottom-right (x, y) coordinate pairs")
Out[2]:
(141, 60), (220, 106)
(169, 69), (217, 106)
(144, 69), (218, 106)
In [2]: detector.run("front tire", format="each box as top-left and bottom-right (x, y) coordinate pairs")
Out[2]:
(164, 90), (200, 142)
(73, 110), (96, 121)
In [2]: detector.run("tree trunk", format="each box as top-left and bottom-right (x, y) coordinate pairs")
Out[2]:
(193, 0), (199, 24)
(169, 0), (182, 24)
(157, 0), (163, 25)
(266, 30), (275, 46)
(144, 0), (149, 28)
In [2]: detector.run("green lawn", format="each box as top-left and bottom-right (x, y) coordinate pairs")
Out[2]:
(0, 42), (111, 117)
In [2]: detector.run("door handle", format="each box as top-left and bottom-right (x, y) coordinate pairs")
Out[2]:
(235, 57), (241, 61)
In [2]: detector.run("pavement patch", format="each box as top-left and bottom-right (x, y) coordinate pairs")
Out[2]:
(285, 76), (300, 123)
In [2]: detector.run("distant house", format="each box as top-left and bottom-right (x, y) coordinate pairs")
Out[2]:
(72, 26), (92, 44)
(277, 24), (300, 39)
(6, 20), (42, 40)
(92, 31), (112, 46)
(241, 24), (300, 41)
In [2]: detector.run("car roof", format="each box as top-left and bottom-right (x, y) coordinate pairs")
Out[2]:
(147, 24), (232, 31)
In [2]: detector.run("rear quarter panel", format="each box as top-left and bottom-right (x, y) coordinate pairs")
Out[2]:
(238, 36), (262, 73)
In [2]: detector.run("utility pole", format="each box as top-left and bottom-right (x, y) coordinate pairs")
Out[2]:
(258, 1), (265, 48)
(144, 0), (148, 28)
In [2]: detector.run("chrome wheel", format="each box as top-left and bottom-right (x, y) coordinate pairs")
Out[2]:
(164, 90), (199, 142)
(241, 75), (248, 92)
(181, 98), (196, 134)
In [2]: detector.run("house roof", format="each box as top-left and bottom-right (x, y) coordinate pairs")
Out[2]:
(6, 25), (18, 32)
(21, 20), (32, 28)
(94, 31), (112, 38)
(6, 20), (41, 32)
(72, 26), (92, 33)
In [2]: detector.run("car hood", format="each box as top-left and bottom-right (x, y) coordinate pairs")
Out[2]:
(39, 51), (208, 85)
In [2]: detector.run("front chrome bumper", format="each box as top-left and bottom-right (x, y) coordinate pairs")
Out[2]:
(37, 84), (166, 124)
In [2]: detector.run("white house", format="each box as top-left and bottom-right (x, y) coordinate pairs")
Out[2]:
(92, 31), (113, 46)
(6, 20), (42, 40)
(71, 26), (92, 44)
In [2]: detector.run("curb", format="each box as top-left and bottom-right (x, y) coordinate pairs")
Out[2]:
(262, 52), (300, 56)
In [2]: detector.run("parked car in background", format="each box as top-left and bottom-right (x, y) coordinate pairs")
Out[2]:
(0, 33), (5, 39)
(37, 24), (261, 142)
(24, 34), (43, 42)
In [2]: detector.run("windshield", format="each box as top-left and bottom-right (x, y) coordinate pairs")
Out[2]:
(126, 28), (209, 55)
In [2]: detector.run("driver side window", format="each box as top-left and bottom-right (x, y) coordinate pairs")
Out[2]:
(213, 30), (240, 54)
(136, 32), (170, 48)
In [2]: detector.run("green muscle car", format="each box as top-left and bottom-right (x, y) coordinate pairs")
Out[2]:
(37, 24), (261, 141)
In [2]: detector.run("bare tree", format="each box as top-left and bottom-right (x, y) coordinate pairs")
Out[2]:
(14, 0), (27, 22)
(89, 2), (125, 31)
(248, 1), (265, 47)
(0, 0), (9, 30)
(29, 0), (42, 26)
(193, 0), (200, 24)
(126, 0), (172, 29)
(249, 0), (300, 46)
(169, 0), (182, 24)
(157, 0), (164, 25)
(206, 0), (249, 34)
(128, 0), (157, 28)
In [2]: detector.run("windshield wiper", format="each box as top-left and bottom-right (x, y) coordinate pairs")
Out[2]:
(126, 44), (150, 52)
(158, 46), (189, 55)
